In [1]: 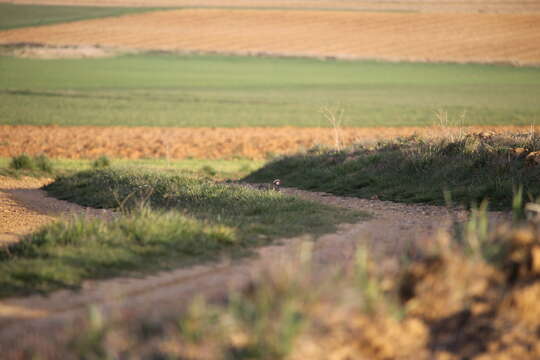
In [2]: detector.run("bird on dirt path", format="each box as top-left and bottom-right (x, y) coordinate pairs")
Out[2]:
(272, 179), (281, 192)
(256, 179), (281, 191)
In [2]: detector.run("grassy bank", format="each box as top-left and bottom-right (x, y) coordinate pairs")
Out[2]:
(45, 168), (361, 240)
(1, 54), (539, 127)
(0, 156), (263, 180)
(0, 168), (362, 297)
(245, 133), (540, 210)
(0, 3), (166, 30)
(0, 208), (237, 297)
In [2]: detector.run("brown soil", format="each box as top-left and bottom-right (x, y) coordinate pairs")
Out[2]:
(0, 177), (53, 244)
(0, 181), (509, 358)
(2, 0), (540, 14)
(0, 176), (112, 244)
(1, 9), (539, 64)
(1, 125), (537, 160)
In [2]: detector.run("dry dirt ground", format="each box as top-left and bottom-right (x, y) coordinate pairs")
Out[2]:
(0, 177), (509, 358)
(0, 176), (112, 244)
(0, 177), (54, 244)
(1, 125), (536, 160)
(1, 9), (539, 64)
(2, 0), (540, 13)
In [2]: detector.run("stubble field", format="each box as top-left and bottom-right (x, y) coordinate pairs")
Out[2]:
(1, 8), (539, 65)
(3, 124), (538, 160)
(2, 0), (540, 13)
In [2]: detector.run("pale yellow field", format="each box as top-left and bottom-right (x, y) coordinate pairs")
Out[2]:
(1, 0), (540, 13)
(1, 8), (539, 64)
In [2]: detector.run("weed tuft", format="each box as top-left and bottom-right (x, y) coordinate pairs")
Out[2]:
(9, 153), (34, 170)
(9, 153), (54, 173)
(34, 154), (54, 173)
(201, 165), (217, 177)
(70, 306), (112, 360)
(92, 155), (111, 169)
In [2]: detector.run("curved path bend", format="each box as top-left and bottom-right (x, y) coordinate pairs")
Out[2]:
(0, 177), (509, 358)
(0, 176), (112, 244)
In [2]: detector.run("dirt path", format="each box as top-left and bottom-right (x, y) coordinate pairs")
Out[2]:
(0, 176), (112, 244)
(0, 177), (53, 244)
(0, 180), (509, 358)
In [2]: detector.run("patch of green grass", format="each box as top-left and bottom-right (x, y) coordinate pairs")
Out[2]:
(244, 133), (540, 210)
(92, 155), (111, 169)
(0, 207), (239, 297)
(45, 168), (363, 241)
(33, 154), (54, 172)
(6, 153), (54, 174)
(9, 153), (34, 170)
(0, 157), (263, 180)
(1, 54), (539, 127)
(0, 3), (167, 30)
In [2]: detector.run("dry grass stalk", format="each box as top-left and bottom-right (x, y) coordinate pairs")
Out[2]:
(321, 107), (345, 151)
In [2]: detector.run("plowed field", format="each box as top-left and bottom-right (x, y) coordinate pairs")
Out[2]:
(0, 125), (535, 160)
(2, 0), (540, 13)
(1, 9), (539, 64)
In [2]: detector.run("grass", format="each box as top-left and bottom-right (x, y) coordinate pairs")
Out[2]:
(44, 168), (362, 240)
(0, 208), (237, 297)
(0, 157), (263, 180)
(0, 3), (167, 31)
(91, 155), (111, 169)
(9, 153), (34, 170)
(0, 168), (362, 297)
(1, 54), (539, 127)
(244, 133), (540, 210)
(8, 153), (53, 172)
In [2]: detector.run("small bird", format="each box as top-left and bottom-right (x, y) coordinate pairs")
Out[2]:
(272, 179), (281, 192)
(256, 179), (282, 191)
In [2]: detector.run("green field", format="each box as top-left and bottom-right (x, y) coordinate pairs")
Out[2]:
(0, 3), (165, 30)
(1, 53), (539, 127)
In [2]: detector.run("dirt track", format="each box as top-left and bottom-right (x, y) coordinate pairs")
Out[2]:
(0, 176), (112, 244)
(1, 125), (536, 160)
(0, 177), (509, 358)
(1, 8), (539, 64)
